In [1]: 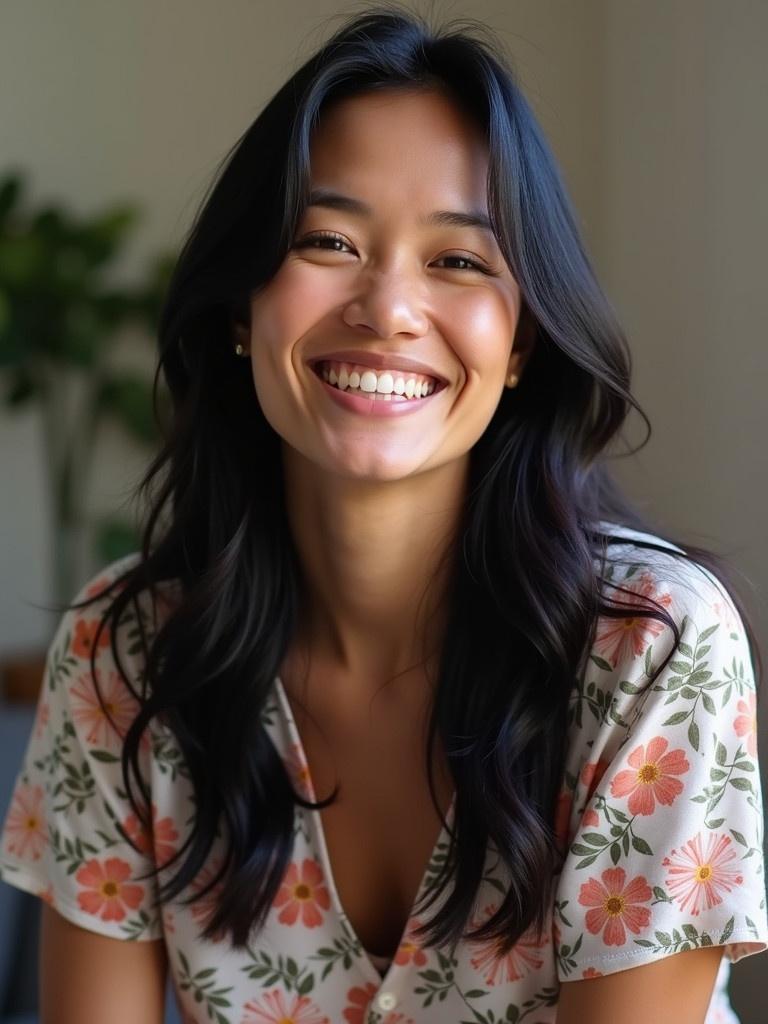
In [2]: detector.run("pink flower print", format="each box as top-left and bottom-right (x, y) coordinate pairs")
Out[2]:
(33, 700), (50, 740)
(582, 966), (604, 977)
(75, 856), (144, 922)
(84, 573), (127, 600)
(69, 670), (140, 750)
(581, 758), (610, 800)
(581, 808), (600, 828)
(343, 983), (378, 1024)
(273, 858), (331, 927)
(610, 736), (689, 815)
(71, 615), (112, 660)
(122, 803), (179, 867)
(241, 988), (330, 1023)
(4, 783), (47, 860)
(393, 917), (428, 967)
(662, 832), (744, 915)
(468, 903), (548, 984)
(593, 572), (673, 668)
(734, 693), (757, 758)
(578, 866), (652, 946)
(285, 742), (315, 800)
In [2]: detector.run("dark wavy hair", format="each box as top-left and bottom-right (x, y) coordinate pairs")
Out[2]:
(63, 5), (762, 956)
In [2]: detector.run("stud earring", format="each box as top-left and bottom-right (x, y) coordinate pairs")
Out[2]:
(505, 372), (519, 388)
(235, 343), (247, 357)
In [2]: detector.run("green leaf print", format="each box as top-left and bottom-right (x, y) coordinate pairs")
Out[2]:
(152, 733), (191, 782)
(119, 908), (155, 940)
(632, 916), (734, 954)
(46, 630), (79, 692)
(570, 795), (654, 870)
(689, 737), (757, 830)
(304, 932), (363, 982)
(51, 758), (97, 815)
(176, 949), (233, 1024)
(555, 930), (583, 977)
(655, 618), (738, 753)
(49, 826), (98, 874)
(242, 948), (318, 993)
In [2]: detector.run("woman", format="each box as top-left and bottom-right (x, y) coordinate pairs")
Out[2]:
(1, 8), (766, 1023)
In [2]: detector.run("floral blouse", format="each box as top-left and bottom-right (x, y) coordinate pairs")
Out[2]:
(2, 523), (767, 1024)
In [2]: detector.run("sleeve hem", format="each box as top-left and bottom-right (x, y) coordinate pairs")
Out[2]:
(558, 931), (768, 980)
(0, 860), (164, 943)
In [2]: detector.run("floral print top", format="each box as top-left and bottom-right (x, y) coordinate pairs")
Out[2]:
(1, 522), (767, 1024)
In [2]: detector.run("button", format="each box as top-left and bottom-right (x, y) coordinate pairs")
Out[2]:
(376, 991), (398, 1012)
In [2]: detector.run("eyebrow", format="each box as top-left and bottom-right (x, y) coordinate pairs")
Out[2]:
(306, 187), (494, 234)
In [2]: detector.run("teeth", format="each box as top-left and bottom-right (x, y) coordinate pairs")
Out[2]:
(317, 360), (439, 400)
(360, 370), (377, 393)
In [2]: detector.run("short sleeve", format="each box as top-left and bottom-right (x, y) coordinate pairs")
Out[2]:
(0, 557), (165, 941)
(555, 559), (768, 980)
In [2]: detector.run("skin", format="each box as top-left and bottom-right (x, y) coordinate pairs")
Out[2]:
(40, 87), (724, 1023)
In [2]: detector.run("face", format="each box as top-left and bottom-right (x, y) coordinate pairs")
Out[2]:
(238, 87), (535, 482)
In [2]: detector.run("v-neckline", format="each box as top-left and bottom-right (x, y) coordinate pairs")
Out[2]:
(273, 675), (457, 984)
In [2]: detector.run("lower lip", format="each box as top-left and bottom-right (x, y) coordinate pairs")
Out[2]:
(312, 372), (443, 417)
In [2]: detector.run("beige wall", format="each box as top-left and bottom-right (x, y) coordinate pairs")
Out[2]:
(1, 0), (765, 1016)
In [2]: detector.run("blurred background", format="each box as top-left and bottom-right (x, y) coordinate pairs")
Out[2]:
(0, 1), (766, 1021)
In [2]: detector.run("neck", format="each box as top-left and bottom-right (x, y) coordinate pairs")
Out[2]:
(281, 444), (467, 692)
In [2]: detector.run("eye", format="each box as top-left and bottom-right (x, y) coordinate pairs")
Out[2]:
(433, 253), (489, 273)
(292, 231), (355, 253)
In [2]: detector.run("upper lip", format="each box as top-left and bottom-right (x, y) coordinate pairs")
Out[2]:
(309, 349), (448, 384)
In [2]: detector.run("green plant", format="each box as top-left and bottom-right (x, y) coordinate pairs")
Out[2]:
(0, 169), (174, 612)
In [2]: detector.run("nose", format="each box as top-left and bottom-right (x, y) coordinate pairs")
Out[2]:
(341, 267), (430, 339)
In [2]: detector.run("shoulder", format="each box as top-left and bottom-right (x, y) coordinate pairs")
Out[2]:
(42, 555), (182, 723)
(592, 520), (745, 638)
(567, 521), (754, 763)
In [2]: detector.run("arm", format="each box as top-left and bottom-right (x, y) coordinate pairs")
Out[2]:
(556, 945), (724, 1024)
(39, 904), (169, 1024)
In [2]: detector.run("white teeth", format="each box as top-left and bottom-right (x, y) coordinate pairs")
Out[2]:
(319, 361), (439, 400)
(360, 370), (378, 393)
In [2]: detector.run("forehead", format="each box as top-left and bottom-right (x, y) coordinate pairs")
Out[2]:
(307, 87), (490, 210)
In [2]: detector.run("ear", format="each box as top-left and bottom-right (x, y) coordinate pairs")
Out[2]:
(507, 302), (538, 380)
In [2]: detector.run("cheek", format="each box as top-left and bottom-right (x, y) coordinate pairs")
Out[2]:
(441, 292), (517, 376)
(249, 263), (340, 359)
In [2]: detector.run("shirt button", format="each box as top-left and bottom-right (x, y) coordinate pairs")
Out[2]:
(376, 991), (398, 1012)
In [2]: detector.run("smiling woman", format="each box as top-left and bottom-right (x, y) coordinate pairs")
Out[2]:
(1, 6), (767, 1024)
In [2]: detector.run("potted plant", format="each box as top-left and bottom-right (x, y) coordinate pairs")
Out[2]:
(0, 169), (174, 700)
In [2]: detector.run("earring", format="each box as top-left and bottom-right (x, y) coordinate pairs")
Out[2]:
(235, 343), (247, 357)
(505, 371), (519, 388)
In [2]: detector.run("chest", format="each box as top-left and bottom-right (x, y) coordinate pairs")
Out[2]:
(282, 679), (455, 959)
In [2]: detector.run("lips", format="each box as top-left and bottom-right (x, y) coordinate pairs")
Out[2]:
(307, 349), (448, 386)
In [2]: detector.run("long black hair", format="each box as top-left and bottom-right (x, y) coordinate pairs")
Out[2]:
(64, 5), (762, 956)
